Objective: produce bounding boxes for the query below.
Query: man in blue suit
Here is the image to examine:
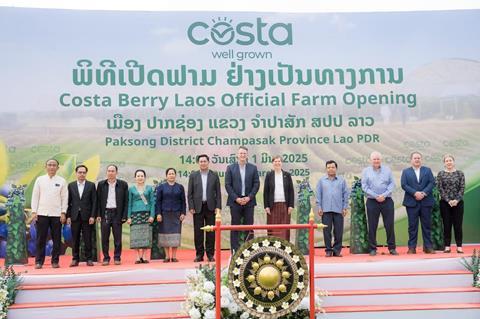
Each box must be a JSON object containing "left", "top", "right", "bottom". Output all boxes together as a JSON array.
[
  {"left": 225, "top": 146, "right": 260, "bottom": 253},
  {"left": 401, "top": 152, "right": 436, "bottom": 254}
]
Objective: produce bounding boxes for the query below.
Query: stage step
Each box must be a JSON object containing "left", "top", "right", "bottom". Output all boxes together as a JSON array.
[
  {"left": 316, "top": 272, "right": 472, "bottom": 290},
  {"left": 10, "top": 283, "right": 479, "bottom": 318},
  {"left": 322, "top": 304, "right": 480, "bottom": 319},
  {"left": 323, "top": 288, "right": 480, "bottom": 307},
  {"left": 8, "top": 300, "right": 183, "bottom": 319},
  {"left": 10, "top": 303, "right": 480, "bottom": 319},
  {"left": 12, "top": 287, "right": 480, "bottom": 310},
  {"left": 9, "top": 256, "right": 480, "bottom": 319},
  {"left": 17, "top": 257, "right": 468, "bottom": 285},
  {"left": 88, "top": 315, "right": 189, "bottom": 319},
  {"left": 83, "top": 308, "right": 480, "bottom": 319},
  {"left": 15, "top": 271, "right": 472, "bottom": 304}
]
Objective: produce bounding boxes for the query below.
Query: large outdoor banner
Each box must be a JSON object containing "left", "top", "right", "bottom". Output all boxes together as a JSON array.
[{"left": 0, "top": 7, "right": 479, "bottom": 252}]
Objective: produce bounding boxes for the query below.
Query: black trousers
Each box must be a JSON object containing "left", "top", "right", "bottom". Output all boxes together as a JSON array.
[
  {"left": 366, "top": 198, "right": 396, "bottom": 251},
  {"left": 193, "top": 203, "right": 215, "bottom": 258},
  {"left": 440, "top": 200, "right": 464, "bottom": 247},
  {"left": 230, "top": 203, "right": 254, "bottom": 253},
  {"left": 71, "top": 218, "right": 93, "bottom": 261},
  {"left": 35, "top": 215, "right": 62, "bottom": 265},
  {"left": 322, "top": 212, "right": 344, "bottom": 254},
  {"left": 101, "top": 210, "right": 122, "bottom": 261}
]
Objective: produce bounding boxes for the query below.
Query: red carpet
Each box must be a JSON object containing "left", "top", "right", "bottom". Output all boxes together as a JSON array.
[{"left": 6, "top": 245, "right": 478, "bottom": 276}]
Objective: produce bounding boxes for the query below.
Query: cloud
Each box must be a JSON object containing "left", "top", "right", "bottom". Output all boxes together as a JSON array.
[
  {"left": 151, "top": 27, "right": 178, "bottom": 37},
  {"left": 160, "top": 38, "right": 195, "bottom": 55},
  {"left": 329, "top": 14, "right": 356, "bottom": 31}
]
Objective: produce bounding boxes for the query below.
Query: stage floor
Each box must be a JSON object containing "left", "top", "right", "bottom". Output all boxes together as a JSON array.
[
  {"left": 7, "top": 245, "right": 480, "bottom": 319},
  {"left": 7, "top": 244, "right": 479, "bottom": 275}
]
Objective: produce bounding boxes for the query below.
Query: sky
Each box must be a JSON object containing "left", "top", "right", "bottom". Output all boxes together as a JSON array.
[{"left": 0, "top": 0, "right": 479, "bottom": 12}]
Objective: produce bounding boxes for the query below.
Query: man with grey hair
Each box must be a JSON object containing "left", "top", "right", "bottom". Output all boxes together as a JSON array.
[{"left": 361, "top": 151, "right": 398, "bottom": 256}]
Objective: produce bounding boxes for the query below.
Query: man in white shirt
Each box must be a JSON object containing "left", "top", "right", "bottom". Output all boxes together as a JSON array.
[{"left": 31, "top": 159, "right": 68, "bottom": 269}]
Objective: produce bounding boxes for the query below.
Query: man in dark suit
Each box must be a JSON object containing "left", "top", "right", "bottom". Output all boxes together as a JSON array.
[
  {"left": 96, "top": 164, "right": 128, "bottom": 265},
  {"left": 188, "top": 154, "right": 222, "bottom": 262},
  {"left": 401, "top": 151, "right": 436, "bottom": 254},
  {"left": 67, "top": 165, "right": 97, "bottom": 267},
  {"left": 225, "top": 146, "right": 260, "bottom": 253}
]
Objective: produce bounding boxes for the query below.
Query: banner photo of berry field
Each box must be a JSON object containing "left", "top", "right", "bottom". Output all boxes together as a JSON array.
[{"left": 0, "top": 7, "right": 479, "bottom": 257}]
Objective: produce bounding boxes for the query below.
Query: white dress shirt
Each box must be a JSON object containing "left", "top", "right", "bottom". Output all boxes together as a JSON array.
[
  {"left": 273, "top": 172, "right": 286, "bottom": 202},
  {"left": 414, "top": 167, "right": 421, "bottom": 183},
  {"left": 106, "top": 180, "right": 117, "bottom": 209},
  {"left": 239, "top": 164, "right": 246, "bottom": 196},
  {"left": 200, "top": 170, "right": 208, "bottom": 201},
  {"left": 77, "top": 181, "right": 85, "bottom": 199}
]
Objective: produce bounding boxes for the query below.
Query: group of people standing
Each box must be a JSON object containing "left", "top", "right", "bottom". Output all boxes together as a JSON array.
[
  {"left": 30, "top": 147, "right": 465, "bottom": 268},
  {"left": 316, "top": 151, "right": 465, "bottom": 257},
  {"left": 30, "top": 160, "right": 189, "bottom": 268},
  {"left": 29, "top": 146, "right": 295, "bottom": 268}
]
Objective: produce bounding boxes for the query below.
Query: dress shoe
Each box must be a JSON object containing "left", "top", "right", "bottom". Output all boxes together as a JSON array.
[
  {"left": 333, "top": 252, "right": 343, "bottom": 257},
  {"left": 86, "top": 260, "right": 94, "bottom": 266},
  {"left": 457, "top": 249, "right": 464, "bottom": 254},
  {"left": 389, "top": 249, "right": 399, "bottom": 256},
  {"left": 423, "top": 248, "right": 435, "bottom": 254},
  {"left": 102, "top": 260, "right": 110, "bottom": 266},
  {"left": 194, "top": 257, "right": 204, "bottom": 262},
  {"left": 444, "top": 247, "right": 451, "bottom": 253},
  {"left": 34, "top": 263, "right": 43, "bottom": 269},
  {"left": 141, "top": 258, "right": 149, "bottom": 263},
  {"left": 163, "top": 258, "right": 171, "bottom": 263},
  {"left": 114, "top": 260, "right": 121, "bottom": 265},
  {"left": 207, "top": 257, "right": 215, "bottom": 262},
  {"left": 135, "top": 259, "right": 142, "bottom": 264},
  {"left": 325, "top": 251, "right": 333, "bottom": 257},
  {"left": 369, "top": 250, "right": 377, "bottom": 256},
  {"left": 407, "top": 248, "right": 416, "bottom": 254},
  {"left": 52, "top": 263, "right": 60, "bottom": 268},
  {"left": 69, "top": 260, "right": 79, "bottom": 267},
  {"left": 171, "top": 258, "right": 179, "bottom": 262}
]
